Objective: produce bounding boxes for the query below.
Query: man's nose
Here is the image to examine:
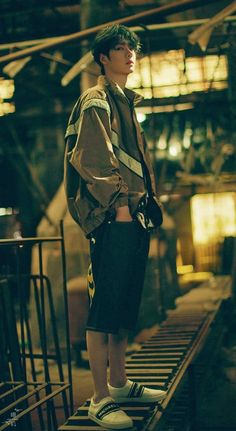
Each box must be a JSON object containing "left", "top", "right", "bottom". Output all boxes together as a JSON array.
[{"left": 126, "top": 47, "right": 132, "bottom": 57}]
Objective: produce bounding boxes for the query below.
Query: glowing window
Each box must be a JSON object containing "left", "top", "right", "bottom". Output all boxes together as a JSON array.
[
  {"left": 190, "top": 192, "right": 236, "bottom": 246},
  {"left": 128, "top": 50, "right": 228, "bottom": 98}
]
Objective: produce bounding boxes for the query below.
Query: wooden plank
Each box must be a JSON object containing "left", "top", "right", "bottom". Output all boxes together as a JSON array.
[
  {"left": 78, "top": 405, "right": 150, "bottom": 411},
  {"left": 138, "top": 352, "right": 184, "bottom": 357},
  {"left": 140, "top": 348, "right": 187, "bottom": 353},
  {"left": 127, "top": 373, "right": 168, "bottom": 379},
  {"left": 126, "top": 364, "right": 177, "bottom": 370},
  {"left": 161, "top": 319, "right": 205, "bottom": 330},
  {"left": 159, "top": 327, "right": 202, "bottom": 330},
  {"left": 144, "top": 340, "right": 191, "bottom": 344},
  {"left": 131, "top": 352, "right": 184, "bottom": 358},
  {"left": 128, "top": 357, "right": 179, "bottom": 363},
  {"left": 141, "top": 343, "right": 188, "bottom": 352},
  {"left": 126, "top": 370, "right": 170, "bottom": 375},
  {"left": 148, "top": 340, "right": 192, "bottom": 344},
  {"left": 155, "top": 327, "right": 201, "bottom": 332},
  {"left": 149, "top": 336, "right": 193, "bottom": 340},
  {"left": 161, "top": 321, "right": 204, "bottom": 326},
  {"left": 127, "top": 359, "right": 177, "bottom": 364},
  {"left": 148, "top": 337, "right": 193, "bottom": 341}
]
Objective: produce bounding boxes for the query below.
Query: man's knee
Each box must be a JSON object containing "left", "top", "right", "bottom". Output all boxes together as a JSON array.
[{"left": 87, "top": 330, "right": 109, "bottom": 346}]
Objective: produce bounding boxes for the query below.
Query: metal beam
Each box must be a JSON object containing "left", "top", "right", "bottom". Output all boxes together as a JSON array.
[
  {"left": 0, "top": 0, "right": 223, "bottom": 64},
  {"left": 188, "top": 1, "right": 236, "bottom": 50},
  {"left": 1, "top": 15, "right": 236, "bottom": 52}
]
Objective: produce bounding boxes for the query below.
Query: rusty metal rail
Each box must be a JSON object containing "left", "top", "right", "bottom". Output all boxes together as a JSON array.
[{"left": 0, "top": 381, "right": 70, "bottom": 431}]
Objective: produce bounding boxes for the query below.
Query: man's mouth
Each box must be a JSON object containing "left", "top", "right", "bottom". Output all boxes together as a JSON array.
[{"left": 126, "top": 60, "right": 134, "bottom": 65}]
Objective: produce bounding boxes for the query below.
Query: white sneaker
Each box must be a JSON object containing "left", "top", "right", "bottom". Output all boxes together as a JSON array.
[
  {"left": 88, "top": 396, "right": 133, "bottom": 429},
  {"left": 108, "top": 380, "right": 167, "bottom": 403}
]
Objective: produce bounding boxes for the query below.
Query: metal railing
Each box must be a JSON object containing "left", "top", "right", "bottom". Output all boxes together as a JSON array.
[{"left": 0, "top": 222, "right": 73, "bottom": 430}]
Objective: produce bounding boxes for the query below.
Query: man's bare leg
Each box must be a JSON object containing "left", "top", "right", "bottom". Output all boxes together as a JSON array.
[
  {"left": 86, "top": 330, "right": 110, "bottom": 402},
  {"left": 109, "top": 329, "right": 128, "bottom": 387}
]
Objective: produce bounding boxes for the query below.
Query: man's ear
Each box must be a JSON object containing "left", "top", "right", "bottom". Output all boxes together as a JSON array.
[{"left": 100, "top": 53, "right": 109, "bottom": 66}]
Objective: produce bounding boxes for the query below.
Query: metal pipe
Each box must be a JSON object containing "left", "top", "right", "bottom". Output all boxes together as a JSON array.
[
  {"left": 1, "top": 15, "right": 236, "bottom": 52},
  {"left": 0, "top": 0, "right": 223, "bottom": 63},
  {"left": 0, "top": 384, "right": 47, "bottom": 417},
  {"left": 59, "top": 220, "right": 74, "bottom": 415},
  {"left": 189, "top": 1, "right": 236, "bottom": 46},
  {"left": 38, "top": 243, "right": 56, "bottom": 431},
  {"left": 0, "top": 384, "right": 25, "bottom": 401},
  {"left": 132, "top": 15, "right": 236, "bottom": 31},
  {"left": 44, "top": 274, "right": 70, "bottom": 419},
  {"left": 23, "top": 277, "right": 45, "bottom": 431}
]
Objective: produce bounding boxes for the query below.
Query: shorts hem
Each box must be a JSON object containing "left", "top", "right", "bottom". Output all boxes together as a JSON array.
[
  {"left": 86, "top": 326, "right": 118, "bottom": 334},
  {"left": 86, "top": 325, "right": 134, "bottom": 335}
]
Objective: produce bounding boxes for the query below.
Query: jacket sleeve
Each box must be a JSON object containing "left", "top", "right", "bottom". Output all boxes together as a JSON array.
[{"left": 68, "top": 103, "right": 129, "bottom": 209}]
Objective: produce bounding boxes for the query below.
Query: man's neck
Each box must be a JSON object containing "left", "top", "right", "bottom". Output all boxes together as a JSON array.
[{"left": 105, "top": 71, "right": 127, "bottom": 90}]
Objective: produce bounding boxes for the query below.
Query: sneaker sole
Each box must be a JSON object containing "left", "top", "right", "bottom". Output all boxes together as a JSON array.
[{"left": 88, "top": 412, "right": 133, "bottom": 429}]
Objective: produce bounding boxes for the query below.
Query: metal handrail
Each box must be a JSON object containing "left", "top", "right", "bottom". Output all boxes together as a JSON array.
[{"left": 0, "top": 221, "right": 73, "bottom": 430}]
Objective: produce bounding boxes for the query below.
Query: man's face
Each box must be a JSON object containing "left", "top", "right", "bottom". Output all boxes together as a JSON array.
[{"left": 100, "top": 42, "right": 136, "bottom": 76}]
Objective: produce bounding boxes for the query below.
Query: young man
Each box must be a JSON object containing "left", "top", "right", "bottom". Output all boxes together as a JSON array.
[{"left": 64, "top": 24, "right": 166, "bottom": 430}]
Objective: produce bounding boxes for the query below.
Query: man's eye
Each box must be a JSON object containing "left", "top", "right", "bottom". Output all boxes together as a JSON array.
[{"left": 115, "top": 46, "right": 123, "bottom": 50}]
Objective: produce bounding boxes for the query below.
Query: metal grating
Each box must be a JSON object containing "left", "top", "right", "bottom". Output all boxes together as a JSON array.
[
  {"left": 58, "top": 310, "right": 210, "bottom": 431},
  {"left": 58, "top": 276, "right": 231, "bottom": 430}
]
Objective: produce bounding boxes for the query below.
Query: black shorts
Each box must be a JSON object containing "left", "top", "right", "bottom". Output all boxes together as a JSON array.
[{"left": 86, "top": 219, "right": 150, "bottom": 334}]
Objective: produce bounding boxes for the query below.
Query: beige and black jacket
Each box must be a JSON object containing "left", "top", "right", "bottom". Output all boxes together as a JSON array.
[{"left": 64, "top": 75, "right": 157, "bottom": 236}]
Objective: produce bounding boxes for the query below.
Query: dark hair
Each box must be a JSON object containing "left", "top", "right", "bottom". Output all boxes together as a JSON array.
[{"left": 92, "top": 24, "right": 141, "bottom": 74}]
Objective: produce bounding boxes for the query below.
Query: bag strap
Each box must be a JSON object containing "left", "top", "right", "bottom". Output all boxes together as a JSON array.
[
  {"left": 107, "top": 92, "right": 145, "bottom": 179},
  {"left": 111, "top": 130, "right": 143, "bottom": 178}
]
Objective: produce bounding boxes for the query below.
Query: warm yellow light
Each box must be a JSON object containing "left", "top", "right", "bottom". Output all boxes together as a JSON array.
[
  {"left": 136, "top": 103, "right": 194, "bottom": 114},
  {"left": 191, "top": 193, "right": 236, "bottom": 245},
  {"left": 169, "top": 141, "right": 182, "bottom": 157},
  {"left": 0, "top": 102, "right": 15, "bottom": 116},
  {"left": 128, "top": 50, "right": 228, "bottom": 98},
  {"left": 0, "top": 77, "right": 15, "bottom": 116},
  {"left": 183, "top": 124, "right": 192, "bottom": 148},
  {"left": 0, "top": 207, "right": 14, "bottom": 216},
  {"left": 0, "top": 78, "right": 15, "bottom": 99},
  {"left": 158, "top": 135, "right": 167, "bottom": 150},
  {"left": 177, "top": 264, "right": 194, "bottom": 274}
]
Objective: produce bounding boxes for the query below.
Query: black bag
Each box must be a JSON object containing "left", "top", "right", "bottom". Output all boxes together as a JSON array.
[
  {"left": 146, "top": 194, "right": 163, "bottom": 227},
  {"left": 136, "top": 194, "right": 163, "bottom": 229}
]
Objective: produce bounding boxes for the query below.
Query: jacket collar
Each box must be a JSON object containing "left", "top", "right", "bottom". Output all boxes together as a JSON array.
[{"left": 97, "top": 75, "right": 143, "bottom": 106}]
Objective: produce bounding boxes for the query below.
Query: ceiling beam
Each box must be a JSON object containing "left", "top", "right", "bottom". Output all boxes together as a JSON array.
[
  {"left": 1, "top": 15, "right": 236, "bottom": 51},
  {"left": 0, "top": 0, "right": 223, "bottom": 64},
  {"left": 188, "top": 0, "right": 236, "bottom": 50}
]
